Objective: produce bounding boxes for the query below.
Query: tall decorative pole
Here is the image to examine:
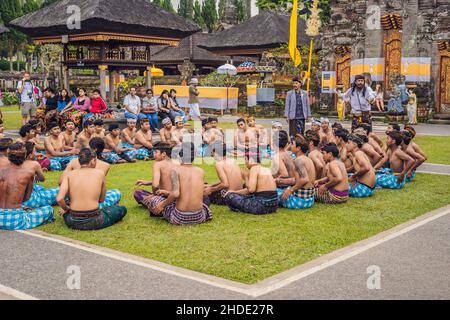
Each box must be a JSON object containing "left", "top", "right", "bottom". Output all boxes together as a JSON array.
[{"left": 305, "top": 0, "right": 321, "bottom": 93}]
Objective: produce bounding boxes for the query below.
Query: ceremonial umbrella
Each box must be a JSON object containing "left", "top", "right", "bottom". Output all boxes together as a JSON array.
[{"left": 217, "top": 63, "right": 237, "bottom": 113}]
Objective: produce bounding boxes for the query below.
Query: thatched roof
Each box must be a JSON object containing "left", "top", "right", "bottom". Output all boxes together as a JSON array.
[
  {"left": 150, "top": 32, "right": 247, "bottom": 65},
  {"left": 0, "top": 25, "right": 9, "bottom": 34},
  {"left": 10, "top": 0, "right": 200, "bottom": 39},
  {"left": 199, "top": 11, "right": 308, "bottom": 54}
]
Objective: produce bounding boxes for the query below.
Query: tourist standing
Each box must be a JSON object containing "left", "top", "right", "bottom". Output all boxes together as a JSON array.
[
  {"left": 343, "top": 74, "right": 375, "bottom": 132},
  {"left": 188, "top": 78, "right": 201, "bottom": 121},
  {"left": 123, "top": 86, "right": 141, "bottom": 120},
  {"left": 375, "top": 84, "right": 385, "bottom": 111},
  {"left": 17, "top": 72, "right": 36, "bottom": 125},
  {"left": 284, "top": 76, "right": 311, "bottom": 137}
]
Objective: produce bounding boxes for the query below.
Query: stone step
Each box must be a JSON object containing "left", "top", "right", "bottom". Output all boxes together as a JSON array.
[
  {"left": 433, "top": 113, "right": 450, "bottom": 120},
  {"left": 427, "top": 119, "right": 450, "bottom": 125}
]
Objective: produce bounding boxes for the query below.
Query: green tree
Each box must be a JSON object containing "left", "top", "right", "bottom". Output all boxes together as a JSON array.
[
  {"left": 161, "top": 0, "right": 176, "bottom": 13},
  {"left": 178, "top": 0, "right": 194, "bottom": 20},
  {"left": 218, "top": 0, "right": 226, "bottom": 21},
  {"left": 235, "top": 0, "right": 246, "bottom": 23},
  {"left": 193, "top": 0, "right": 205, "bottom": 28},
  {"left": 202, "top": 0, "right": 218, "bottom": 33}
]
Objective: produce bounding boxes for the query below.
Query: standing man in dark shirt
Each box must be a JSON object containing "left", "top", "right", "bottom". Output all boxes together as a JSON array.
[
  {"left": 284, "top": 76, "right": 311, "bottom": 138},
  {"left": 44, "top": 87, "right": 59, "bottom": 131}
]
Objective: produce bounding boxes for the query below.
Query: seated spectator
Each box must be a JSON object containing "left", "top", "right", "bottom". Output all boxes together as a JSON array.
[
  {"left": 140, "top": 89, "right": 159, "bottom": 132},
  {"left": 123, "top": 87, "right": 141, "bottom": 120},
  {"left": 169, "top": 89, "right": 186, "bottom": 123},
  {"left": 85, "top": 89, "right": 107, "bottom": 120}
]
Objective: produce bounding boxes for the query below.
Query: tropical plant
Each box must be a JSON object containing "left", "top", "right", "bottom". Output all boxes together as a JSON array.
[
  {"left": 2, "top": 91, "right": 20, "bottom": 105},
  {"left": 201, "top": 71, "right": 240, "bottom": 87},
  {"left": 193, "top": 0, "right": 206, "bottom": 28},
  {"left": 202, "top": 0, "right": 218, "bottom": 32}
]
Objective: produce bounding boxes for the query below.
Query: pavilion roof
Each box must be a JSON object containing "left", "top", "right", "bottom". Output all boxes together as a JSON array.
[
  {"left": 9, "top": 0, "right": 200, "bottom": 41},
  {"left": 198, "top": 10, "right": 309, "bottom": 55},
  {"left": 150, "top": 32, "right": 247, "bottom": 65}
]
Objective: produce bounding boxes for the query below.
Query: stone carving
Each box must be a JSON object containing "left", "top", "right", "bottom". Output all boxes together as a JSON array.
[
  {"left": 177, "top": 59, "right": 196, "bottom": 84},
  {"left": 387, "top": 73, "right": 408, "bottom": 113}
]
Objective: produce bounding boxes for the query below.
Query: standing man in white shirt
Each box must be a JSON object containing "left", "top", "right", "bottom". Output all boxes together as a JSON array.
[
  {"left": 343, "top": 75, "right": 376, "bottom": 132},
  {"left": 123, "top": 86, "right": 142, "bottom": 120},
  {"left": 17, "top": 72, "right": 36, "bottom": 125}
]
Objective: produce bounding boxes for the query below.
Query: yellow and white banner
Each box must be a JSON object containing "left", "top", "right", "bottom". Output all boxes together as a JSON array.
[
  {"left": 350, "top": 58, "right": 384, "bottom": 82},
  {"left": 153, "top": 85, "right": 239, "bottom": 110},
  {"left": 247, "top": 85, "right": 257, "bottom": 107},
  {"left": 401, "top": 57, "right": 431, "bottom": 82},
  {"left": 321, "top": 71, "right": 336, "bottom": 93}
]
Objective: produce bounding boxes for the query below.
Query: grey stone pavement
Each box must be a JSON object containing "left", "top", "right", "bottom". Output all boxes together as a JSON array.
[{"left": 1, "top": 206, "right": 449, "bottom": 300}]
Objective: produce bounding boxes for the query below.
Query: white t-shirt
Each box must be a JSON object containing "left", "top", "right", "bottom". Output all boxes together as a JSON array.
[
  {"left": 123, "top": 94, "right": 141, "bottom": 114},
  {"left": 17, "top": 80, "right": 35, "bottom": 103}
]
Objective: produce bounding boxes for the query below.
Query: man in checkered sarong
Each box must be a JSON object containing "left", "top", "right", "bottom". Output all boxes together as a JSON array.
[
  {"left": 376, "top": 131, "right": 415, "bottom": 190},
  {"left": 314, "top": 143, "right": 349, "bottom": 204},
  {"left": 0, "top": 143, "right": 54, "bottom": 230},
  {"left": 346, "top": 134, "right": 377, "bottom": 198}
]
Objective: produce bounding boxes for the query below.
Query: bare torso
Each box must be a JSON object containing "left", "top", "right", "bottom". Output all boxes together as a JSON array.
[
  {"left": 353, "top": 150, "right": 376, "bottom": 187},
  {"left": 0, "top": 165, "right": 34, "bottom": 209},
  {"left": 327, "top": 160, "right": 349, "bottom": 192},
  {"left": 176, "top": 165, "right": 205, "bottom": 212},
  {"left": 65, "top": 168, "right": 105, "bottom": 211},
  {"left": 217, "top": 158, "right": 243, "bottom": 191}
]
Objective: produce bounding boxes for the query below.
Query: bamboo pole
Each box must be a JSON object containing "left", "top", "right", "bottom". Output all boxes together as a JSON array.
[{"left": 306, "top": 38, "right": 314, "bottom": 93}]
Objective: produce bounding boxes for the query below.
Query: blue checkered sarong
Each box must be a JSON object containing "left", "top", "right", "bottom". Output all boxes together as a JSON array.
[
  {"left": 276, "top": 188, "right": 314, "bottom": 209},
  {"left": 49, "top": 156, "right": 77, "bottom": 171},
  {"left": 376, "top": 173, "right": 406, "bottom": 189},
  {"left": 99, "top": 189, "right": 122, "bottom": 209},
  {"left": 349, "top": 182, "right": 375, "bottom": 198},
  {"left": 198, "top": 144, "right": 211, "bottom": 157},
  {"left": 22, "top": 184, "right": 59, "bottom": 208},
  {"left": 406, "top": 170, "right": 416, "bottom": 183},
  {"left": 0, "top": 206, "right": 54, "bottom": 230},
  {"left": 136, "top": 147, "right": 154, "bottom": 160},
  {"left": 121, "top": 143, "right": 138, "bottom": 160},
  {"left": 101, "top": 151, "right": 121, "bottom": 164}
]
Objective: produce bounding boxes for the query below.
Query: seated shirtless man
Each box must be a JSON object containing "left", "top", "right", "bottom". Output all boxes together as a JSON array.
[
  {"left": 75, "top": 120, "right": 95, "bottom": 150},
  {"left": 60, "top": 138, "right": 121, "bottom": 210},
  {"left": 22, "top": 141, "right": 59, "bottom": 209},
  {"left": 233, "top": 118, "right": 248, "bottom": 156},
  {"left": 278, "top": 135, "right": 316, "bottom": 209},
  {"left": 172, "top": 116, "right": 194, "bottom": 146},
  {"left": 355, "top": 133, "right": 385, "bottom": 171},
  {"left": 334, "top": 129, "right": 353, "bottom": 172},
  {"left": 223, "top": 150, "right": 278, "bottom": 215},
  {"left": 314, "top": 143, "right": 349, "bottom": 204},
  {"left": 376, "top": 131, "right": 415, "bottom": 189},
  {"left": 120, "top": 118, "right": 139, "bottom": 160},
  {"left": 0, "top": 143, "right": 54, "bottom": 230},
  {"left": 57, "top": 148, "right": 127, "bottom": 231},
  {"left": 401, "top": 130, "right": 426, "bottom": 182},
  {"left": 159, "top": 117, "right": 176, "bottom": 144},
  {"left": 200, "top": 118, "right": 224, "bottom": 157},
  {"left": 150, "top": 142, "right": 213, "bottom": 225},
  {"left": 271, "top": 130, "right": 295, "bottom": 189},
  {"left": 305, "top": 130, "right": 325, "bottom": 179},
  {"left": 0, "top": 138, "right": 13, "bottom": 167},
  {"left": 134, "top": 142, "right": 178, "bottom": 215},
  {"left": 346, "top": 134, "right": 377, "bottom": 198},
  {"left": 103, "top": 124, "right": 135, "bottom": 164},
  {"left": 44, "top": 122, "right": 78, "bottom": 171},
  {"left": 204, "top": 142, "right": 244, "bottom": 205},
  {"left": 320, "top": 117, "right": 336, "bottom": 144},
  {"left": 62, "top": 120, "right": 77, "bottom": 151},
  {"left": 403, "top": 125, "right": 427, "bottom": 182},
  {"left": 134, "top": 118, "right": 154, "bottom": 160},
  {"left": 92, "top": 119, "right": 106, "bottom": 139}
]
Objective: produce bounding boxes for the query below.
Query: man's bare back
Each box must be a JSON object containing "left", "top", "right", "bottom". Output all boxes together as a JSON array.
[
  {"left": 0, "top": 165, "right": 34, "bottom": 209},
  {"left": 174, "top": 165, "right": 205, "bottom": 212},
  {"left": 62, "top": 168, "right": 105, "bottom": 211}
]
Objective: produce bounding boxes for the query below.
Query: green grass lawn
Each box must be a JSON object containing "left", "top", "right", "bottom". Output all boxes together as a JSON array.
[
  {"left": 1, "top": 105, "right": 22, "bottom": 130},
  {"left": 38, "top": 161, "right": 450, "bottom": 284}
]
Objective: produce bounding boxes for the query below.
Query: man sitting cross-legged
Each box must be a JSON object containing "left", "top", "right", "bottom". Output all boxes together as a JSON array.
[
  {"left": 401, "top": 130, "right": 426, "bottom": 183},
  {"left": 44, "top": 122, "right": 78, "bottom": 171},
  {"left": 204, "top": 142, "right": 244, "bottom": 205},
  {"left": 0, "top": 138, "right": 13, "bottom": 167},
  {"left": 0, "top": 143, "right": 54, "bottom": 230},
  {"left": 223, "top": 149, "right": 278, "bottom": 215},
  {"left": 120, "top": 118, "right": 139, "bottom": 160},
  {"left": 346, "top": 134, "right": 377, "bottom": 198},
  {"left": 314, "top": 143, "right": 349, "bottom": 204},
  {"left": 134, "top": 142, "right": 178, "bottom": 215},
  {"left": 278, "top": 135, "right": 316, "bottom": 209},
  {"left": 376, "top": 131, "right": 415, "bottom": 189},
  {"left": 57, "top": 148, "right": 127, "bottom": 231},
  {"left": 60, "top": 138, "right": 121, "bottom": 209},
  {"left": 61, "top": 120, "right": 77, "bottom": 152},
  {"left": 159, "top": 117, "right": 176, "bottom": 144},
  {"left": 149, "top": 142, "right": 213, "bottom": 225},
  {"left": 22, "top": 141, "right": 59, "bottom": 209},
  {"left": 403, "top": 125, "right": 427, "bottom": 182},
  {"left": 75, "top": 120, "right": 95, "bottom": 150},
  {"left": 134, "top": 118, "right": 154, "bottom": 160},
  {"left": 103, "top": 124, "right": 135, "bottom": 164},
  {"left": 305, "top": 130, "right": 326, "bottom": 180}
]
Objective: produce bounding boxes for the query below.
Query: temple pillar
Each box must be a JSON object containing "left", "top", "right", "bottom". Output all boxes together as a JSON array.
[
  {"left": 63, "top": 65, "right": 70, "bottom": 90},
  {"left": 99, "top": 65, "right": 108, "bottom": 99},
  {"left": 109, "top": 70, "right": 116, "bottom": 103},
  {"left": 146, "top": 66, "right": 152, "bottom": 90}
]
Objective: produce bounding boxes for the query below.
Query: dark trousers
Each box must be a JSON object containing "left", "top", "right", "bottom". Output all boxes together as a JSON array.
[{"left": 289, "top": 119, "right": 306, "bottom": 137}]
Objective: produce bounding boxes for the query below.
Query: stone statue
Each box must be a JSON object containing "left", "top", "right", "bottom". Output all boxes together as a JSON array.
[
  {"left": 178, "top": 59, "right": 196, "bottom": 85},
  {"left": 387, "top": 74, "right": 408, "bottom": 114}
]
